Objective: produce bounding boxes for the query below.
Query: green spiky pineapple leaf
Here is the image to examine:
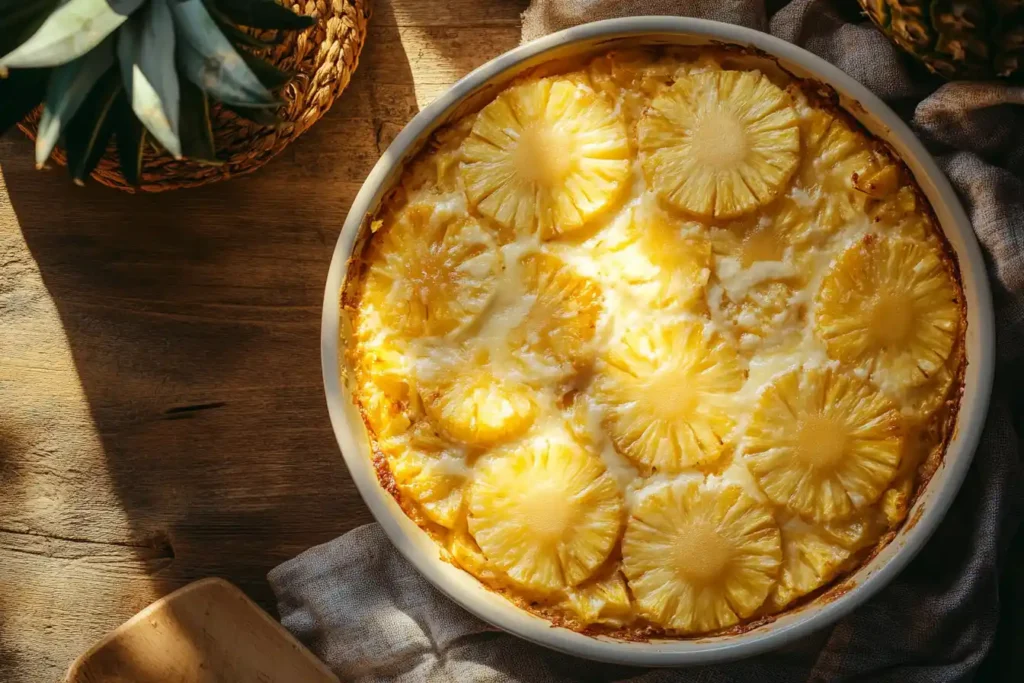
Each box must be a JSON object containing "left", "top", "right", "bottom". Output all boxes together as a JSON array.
[
  {"left": 0, "top": 0, "right": 144, "bottom": 69},
  {"left": 239, "top": 49, "right": 292, "bottom": 91},
  {"left": 173, "top": 0, "right": 279, "bottom": 108},
  {"left": 0, "top": 0, "right": 62, "bottom": 58},
  {"left": 223, "top": 102, "right": 281, "bottom": 126},
  {"left": 65, "top": 67, "right": 122, "bottom": 184},
  {"left": 118, "top": 0, "right": 182, "bottom": 158},
  {"left": 178, "top": 79, "right": 219, "bottom": 164},
  {"left": 858, "top": 0, "right": 1024, "bottom": 81},
  {"left": 113, "top": 92, "right": 145, "bottom": 186},
  {"left": 208, "top": 5, "right": 282, "bottom": 50},
  {"left": 212, "top": 0, "right": 317, "bottom": 31},
  {"left": 36, "top": 36, "right": 115, "bottom": 167},
  {"left": 1, "top": 0, "right": 316, "bottom": 184}
]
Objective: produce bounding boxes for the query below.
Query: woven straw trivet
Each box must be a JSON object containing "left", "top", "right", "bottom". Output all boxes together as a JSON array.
[{"left": 18, "top": 0, "right": 370, "bottom": 192}]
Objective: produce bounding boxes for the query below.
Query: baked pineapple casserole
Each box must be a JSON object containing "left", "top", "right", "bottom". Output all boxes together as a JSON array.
[{"left": 344, "top": 48, "right": 965, "bottom": 638}]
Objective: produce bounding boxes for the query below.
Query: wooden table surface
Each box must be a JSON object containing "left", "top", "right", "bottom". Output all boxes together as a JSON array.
[{"left": 0, "top": 2, "right": 527, "bottom": 679}]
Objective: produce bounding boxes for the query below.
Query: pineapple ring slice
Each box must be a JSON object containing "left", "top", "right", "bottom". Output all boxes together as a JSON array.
[
  {"left": 511, "top": 252, "right": 603, "bottom": 375},
  {"left": 765, "top": 515, "right": 878, "bottom": 612},
  {"left": 814, "top": 235, "right": 961, "bottom": 399},
  {"left": 638, "top": 70, "right": 800, "bottom": 219},
  {"left": 460, "top": 77, "right": 631, "bottom": 239},
  {"left": 363, "top": 203, "right": 500, "bottom": 338},
  {"left": 593, "top": 320, "right": 745, "bottom": 473},
  {"left": 743, "top": 365, "right": 903, "bottom": 522},
  {"left": 467, "top": 438, "right": 624, "bottom": 594},
  {"left": 418, "top": 345, "right": 537, "bottom": 446},
  {"left": 380, "top": 424, "right": 467, "bottom": 529},
  {"left": 607, "top": 203, "right": 712, "bottom": 310},
  {"left": 622, "top": 481, "right": 782, "bottom": 633}
]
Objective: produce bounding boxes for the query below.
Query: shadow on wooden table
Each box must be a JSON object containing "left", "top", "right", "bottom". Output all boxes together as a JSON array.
[
  {"left": 0, "top": 8, "right": 418, "bottom": 674},
  {"left": 0, "top": 424, "right": 30, "bottom": 675}
]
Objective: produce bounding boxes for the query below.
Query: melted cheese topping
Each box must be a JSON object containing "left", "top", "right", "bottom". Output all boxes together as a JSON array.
[{"left": 347, "top": 48, "right": 964, "bottom": 637}]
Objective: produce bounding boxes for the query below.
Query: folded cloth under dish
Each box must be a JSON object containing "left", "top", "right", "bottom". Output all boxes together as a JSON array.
[{"left": 269, "top": 1, "right": 1024, "bottom": 680}]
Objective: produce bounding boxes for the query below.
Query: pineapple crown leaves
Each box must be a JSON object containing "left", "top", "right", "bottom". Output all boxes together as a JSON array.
[{"left": 0, "top": 0, "right": 314, "bottom": 185}]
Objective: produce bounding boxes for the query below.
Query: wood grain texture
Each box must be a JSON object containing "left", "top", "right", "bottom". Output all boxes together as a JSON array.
[
  {"left": 65, "top": 578, "right": 339, "bottom": 683},
  {"left": 0, "top": 2, "right": 527, "bottom": 680}
]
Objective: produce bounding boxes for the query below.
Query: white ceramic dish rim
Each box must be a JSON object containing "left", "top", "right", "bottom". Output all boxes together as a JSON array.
[{"left": 321, "top": 17, "right": 995, "bottom": 666}]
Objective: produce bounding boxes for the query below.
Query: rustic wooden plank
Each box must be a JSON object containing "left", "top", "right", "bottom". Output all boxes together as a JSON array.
[
  {"left": 380, "top": 0, "right": 526, "bottom": 27},
  {"left": 0, "top": 531, "right": 172, "bottom": 682},
  {"left": 0, "top": 1, "right": 526, "bottom": 679},
  {"left": 0, "top": 146, "right": 376, "bottom": 566}
]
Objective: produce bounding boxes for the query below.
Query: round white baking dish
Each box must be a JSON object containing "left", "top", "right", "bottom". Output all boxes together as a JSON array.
[{"left": 321, "top": 17, "right": 995, "bottom": 666}]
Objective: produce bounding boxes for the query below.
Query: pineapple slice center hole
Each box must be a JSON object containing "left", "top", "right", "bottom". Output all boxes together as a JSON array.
[
  {"left": 674, "top": 522, "right": 732, "bottom": 583},
  {"left": 868, "top": 293, "right": 915, "bottom": 347},
  {"left": 690, "top": 113, "right": 747, "bottom": 170},
  {"left": 797, "top": 415, "right": 849, "bottom": 468},
  {"left": 514, "top": 124, "right": 572, "bottom": 186},
  {"left": 519, "top": 483, "right": 575, "bottom": 542}
]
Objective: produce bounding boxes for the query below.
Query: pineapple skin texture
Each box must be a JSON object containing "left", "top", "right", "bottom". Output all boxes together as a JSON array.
[
  {"left": 347, "top": 47, "right": 967, "bottom": 638},
  {"left": 858, "top": 0, "right": 1024, "bottom": 81}
]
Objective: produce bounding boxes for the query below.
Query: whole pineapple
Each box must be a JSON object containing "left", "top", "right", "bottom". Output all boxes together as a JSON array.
[
  {"left": 0, "top": 0, "right": 314, "bottom": 184},
  {"left": 859, "top": 0, "right": 1024, "bottom": 80}
]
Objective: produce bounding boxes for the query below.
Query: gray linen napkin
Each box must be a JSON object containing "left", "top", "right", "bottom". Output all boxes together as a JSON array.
[{"left": 270, "top": 2, "right": 1024, "bottom": 680}]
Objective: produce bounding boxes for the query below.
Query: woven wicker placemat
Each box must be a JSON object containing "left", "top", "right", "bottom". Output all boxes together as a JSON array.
[{"left": 18, "top": 0, "right": 370, "bottom": 192}]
